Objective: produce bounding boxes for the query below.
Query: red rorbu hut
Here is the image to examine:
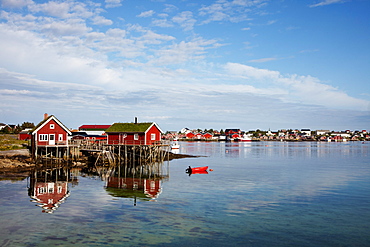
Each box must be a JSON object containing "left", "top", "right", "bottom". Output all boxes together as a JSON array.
[
  {"left": 105, "top": 120, "right": 163, "bottom": 145},
  {"left": 31, "top": 114, "right": 71, "bottom": 147},
  {"left": 30, "top": 114, "right": 71, "bottom": 158},
  {"left": 185, "top": 132, "right": 196, "bottom": 139}
]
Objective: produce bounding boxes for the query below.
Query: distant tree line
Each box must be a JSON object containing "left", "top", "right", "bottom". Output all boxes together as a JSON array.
[{"left": 0, "top": 122, "right": 35, "bottom": 134}]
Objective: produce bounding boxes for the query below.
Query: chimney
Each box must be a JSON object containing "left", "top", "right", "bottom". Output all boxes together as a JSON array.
[
  {"left": 44, "top": 113, "right": 48, "bottom": 120},
  {"left": 135, "top": 117, "right": 138, "bottom": 124}
]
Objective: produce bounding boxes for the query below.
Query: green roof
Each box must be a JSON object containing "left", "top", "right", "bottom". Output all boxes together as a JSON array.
[{"left": 105, "top": 122, "right": 154, "bottom": 133}]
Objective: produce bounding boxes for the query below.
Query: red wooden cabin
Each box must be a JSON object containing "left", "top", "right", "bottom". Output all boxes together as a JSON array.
[
  {"left": 31, "top": 114, "right": 71, "bottom": 147},
  {"left": 18, "top": 129, "right": 32, "bottom": 140},
  {"left": 203, "top": 133, "right": 213, "bottom": 139},
  {"left": 105, "top": 122, "right": 163, "bottom": 145},
  {"left": 225, "top": 129, "right": 241, "bottom": 135},
  {"left": 185, "top": 132, "right": 196, "bottom": 139}
]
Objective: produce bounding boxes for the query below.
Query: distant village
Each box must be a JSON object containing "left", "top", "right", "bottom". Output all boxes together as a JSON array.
[
  {"left": 164, "top": 128, "right": 369, "bottom": 142},
  {"left": 1, "top": 114, "right": 369, "bottom": 142}
]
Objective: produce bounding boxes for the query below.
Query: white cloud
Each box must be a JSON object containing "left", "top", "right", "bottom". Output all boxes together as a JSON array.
[
  {"left": 152, "top": 38, "right": 220, "bottom": 65},
  {"left": 152, "top": 17, "right": 173, "bottom": 28},
  {"left": 199, "top": 0, "right": 267, "bottom": 24},
  {"left": 225, "top": 63, "right": 280, "bottom": 80},
  {"left": 172, "top": 11, "right": 196, "bottom": 31},
  {"left": 224, "top": 62, "right": 369, "bottom": 111},
  {"left": 1, "top": 0, "right": 33, "bottom": 8},
  {"left": 105, "top": 0, "right": 122, "bottom": 8},
  {"left": 41, "top": 20, "right": 91, "bottom": 36},
  {"left": 248, "top": 57, "right": 277, "bottom": 63},
  {"left": 92, "top": 15, "right": 113, "bottom": 26},
  {"left": 310, "top": 0, "right": 347, "bottom": 7},
  {"left": 28, "top": 1, "right": 71, "bottom": 18},
  {"left": 137, "top": 10, "right": 155, "bottom": 18}
]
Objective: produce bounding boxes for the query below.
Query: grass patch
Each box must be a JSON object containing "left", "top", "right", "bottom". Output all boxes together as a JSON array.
[{"left": 0, "top": 134, "right": 28, "bottom": 151}]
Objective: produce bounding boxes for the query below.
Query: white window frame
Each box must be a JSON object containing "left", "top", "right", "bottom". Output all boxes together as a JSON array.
[
  {"left": 58, "top": 134, "right": 63, "bottom": 141},
  {"left": 134, "top": 134, "right": 139, "bottom": 140},
  {"left": 50, "top": 124, "right": 55, "bottom": 129},
  {"left": 151, "top": 133, "right": 156, "bottom": 140},
  {"left": 39, "top": 134, "right": 48, "bottom": 141}
]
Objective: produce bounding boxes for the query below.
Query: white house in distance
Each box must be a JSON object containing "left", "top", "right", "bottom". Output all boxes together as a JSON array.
[
  {"left": 300, "top": 129, "right": 311, "bottom": 136},
  {"left": 316, "top": 130, "right": 330, "bottom": 135}
]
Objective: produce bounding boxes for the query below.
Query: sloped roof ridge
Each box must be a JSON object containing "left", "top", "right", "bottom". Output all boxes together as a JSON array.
[{"left": 31, "top": 115, "right": 71, "bottom": 135}]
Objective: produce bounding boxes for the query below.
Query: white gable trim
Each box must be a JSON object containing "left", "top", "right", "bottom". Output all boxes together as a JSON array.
[
  {"left": 32, "top": 116, "right": 72, "bottom": 135},
  {"left": 144, "top": 122, "right": 163, "bottom": 134}
]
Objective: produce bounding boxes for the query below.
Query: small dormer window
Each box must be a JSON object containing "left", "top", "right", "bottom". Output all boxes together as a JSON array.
[{"left": 50, "top": 124, "right": 55, "bottom": 129}]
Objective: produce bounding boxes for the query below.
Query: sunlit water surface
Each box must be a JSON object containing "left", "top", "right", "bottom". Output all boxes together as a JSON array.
[{"left": 1, "top": 141, "right": 370, "bottom": 246}]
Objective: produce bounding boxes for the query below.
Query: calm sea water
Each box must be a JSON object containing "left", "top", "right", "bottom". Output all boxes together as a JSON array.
[{"left": 1, "top": 141, "right": 369, "bottom": 246}]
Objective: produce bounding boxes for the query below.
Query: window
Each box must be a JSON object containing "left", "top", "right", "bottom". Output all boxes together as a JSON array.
[
  {"left": 133, "top": 182, "right": 138, "bottom": 189},
  {"left": 134, "top": 134, "right": 139, "bottom": 140},
  {"left": 50, "top": 124, "right": 54, "bottom": 129},
  {"left": 150, "top": 181, "right": 156, "bottom": 189},
  {"left": 38, "top": 187, "right": 46, "bottom": 194},
  {"left": 39, "top": 134, "right": 48, "bottom": 141},
  {"left": 58, "top": 134, "right": 63, "bottom": 141},
  {"left": 151, "top": 133, "right": 156, "bottom": 140}
]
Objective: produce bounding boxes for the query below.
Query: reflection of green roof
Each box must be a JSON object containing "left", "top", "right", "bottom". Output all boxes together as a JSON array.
[
  {"left": 105, "top": 187, "right": 151, "bottom": 200},
  {"left": 105, "top": 123, "right": 153, "bottom": 133}
]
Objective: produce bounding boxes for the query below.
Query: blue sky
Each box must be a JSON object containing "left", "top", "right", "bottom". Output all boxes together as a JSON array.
[{"left": 0, "top": 0, "right": 369, "bottom": 132}]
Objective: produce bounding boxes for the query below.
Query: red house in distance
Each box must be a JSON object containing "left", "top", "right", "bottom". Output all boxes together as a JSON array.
[{"left": 105, "top": 120, "right": 163, "bottom": 145}]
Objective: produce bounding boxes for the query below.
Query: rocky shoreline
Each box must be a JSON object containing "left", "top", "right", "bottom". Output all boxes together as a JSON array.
[
  {"left": 0, "top": 149, "right": 35, "bottom": 179},
  {"left": 0, "top": 149, "right": 198, "bottom": 179}
]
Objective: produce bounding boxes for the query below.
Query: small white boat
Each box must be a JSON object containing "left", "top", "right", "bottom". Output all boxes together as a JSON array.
[
  {"left": 236, "top": 134, "right": 252, "bottom": 142},
  {"left": 171, "top": 140, "right": 180, "bottom": 149}
]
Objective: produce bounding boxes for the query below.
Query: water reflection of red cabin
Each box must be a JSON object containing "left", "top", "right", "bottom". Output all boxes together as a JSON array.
[
  {"left": 107, "top": 177, "right": 162, "bottom": 199},
  {"left": 29, "top": 181, "right": 70, "bottom": 214}
]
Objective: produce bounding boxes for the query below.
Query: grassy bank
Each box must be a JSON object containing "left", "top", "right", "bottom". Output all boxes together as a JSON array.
[{"left": 0, "top": 134, "right": 28, "bottom": 151}]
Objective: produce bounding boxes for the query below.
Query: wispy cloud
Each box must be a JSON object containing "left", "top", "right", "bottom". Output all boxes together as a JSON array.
[
  {"left": 199, "top": 0, "right": 267, "bottom": 24},
  {"left": 224, "top": 63, "right": 369, "bottom": 111},
  {"left": 172, "top": 11, "right": 196, "bottom": 31},
  {"left": 137, "top": 10, "right": 155, "bottom": 18},
  {"left": 248, "top": 57, "right": 277, "bottom": 63},
  {"left": 105, "top": 0, "right": 122, "bottom": 9},
  {"left": 309, "top": 0, "right": 348, "bottom": 7}
]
